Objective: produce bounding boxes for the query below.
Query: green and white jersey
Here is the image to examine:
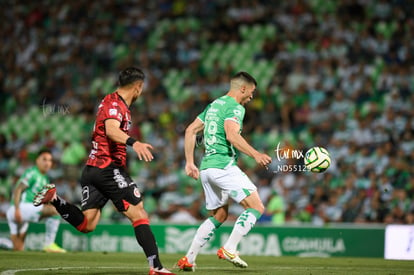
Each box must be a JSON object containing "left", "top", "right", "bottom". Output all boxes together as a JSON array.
[
  {"left": 198, "top": 95, "right": 245, "bottom": 170},
  {"left": 12, "top": 166, "right": 50, "bottom": 204}
]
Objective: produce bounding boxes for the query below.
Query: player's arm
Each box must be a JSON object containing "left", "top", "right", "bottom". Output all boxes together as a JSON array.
[
  {"left": 224, "top": 120, "right": 272, "bottom": 167},
  {"left": 12, "top": 181, "right": 27, "bottom": 223},
  {"left": 184, "top": 118, "right": 204, "bottom": 179},
  {"left": 105, "top": 119, "right": 154, "bottom": 162}
]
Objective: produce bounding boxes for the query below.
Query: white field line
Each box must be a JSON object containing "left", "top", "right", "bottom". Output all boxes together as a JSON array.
[
  {"left": 0, "top": 266, "right": 138, "bottom": 275},
  {"left": 0, "top": 265, "right": 411, "bottom": 274}
]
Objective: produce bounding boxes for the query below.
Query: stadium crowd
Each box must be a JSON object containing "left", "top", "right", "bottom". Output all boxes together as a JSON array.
[{"left": 0, "top": 0, "right": 413, "bottom": 226}]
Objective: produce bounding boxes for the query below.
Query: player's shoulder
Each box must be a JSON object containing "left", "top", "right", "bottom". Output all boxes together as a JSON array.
[
  {"left": 102, "top": 92, "right": 119, "bottom": 104},
  {"left": 101, "top": 93, "right": 127, "bottom": 110},
  {"left": 221, "top": 96, "right": 244, "bottom": 111},
  {"left": 19, "top": 166, "right": 39, "bottom": 182},
  {"left": 23, "top": 166, "right": 38, "bottom": 175}
]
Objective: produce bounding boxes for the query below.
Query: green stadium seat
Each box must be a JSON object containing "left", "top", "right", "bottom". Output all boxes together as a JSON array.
[
  {"left": 239, "top": 24, "right": 250, "bottom": 40},
  {"left": 264, "top": 24, "right": 276, "bottom": 38},
  {"left": 187, "top": 17, "right": 201, "bottom": 30},
  {"left": 0, "top": 123, "right": 11, "bottom": 138}
]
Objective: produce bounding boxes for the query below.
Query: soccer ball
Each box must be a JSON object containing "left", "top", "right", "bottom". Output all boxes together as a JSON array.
[{"left": 304, "top": 147, "right": 331, "bottom": 173}]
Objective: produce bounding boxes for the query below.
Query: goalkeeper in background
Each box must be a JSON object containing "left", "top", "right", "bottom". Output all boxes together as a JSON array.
[
  {"left": 6, "top": 149, "right": 65, "bottom": 252},
  {"left": 177, "top": 72, "right": 272, "bottom": 271}
]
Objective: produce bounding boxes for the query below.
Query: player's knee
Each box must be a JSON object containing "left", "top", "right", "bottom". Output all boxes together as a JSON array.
[
  {"left": 250, "top": 203, "right": 265, "bottom": 215},
  {"left": 79, "top": 225, "right": 95, "bottom": 233},
  {"left": 76, "top": 218, "right": 96, "bottom": 233},
  {"left": 256, "top": 203, "right": 265, "bottom": 215},
  {"left": 124, "top": 203, "right": 148, "bottom": 221},
  {"left": 214, "top": 212, "right": 228, "bottom": 223}
]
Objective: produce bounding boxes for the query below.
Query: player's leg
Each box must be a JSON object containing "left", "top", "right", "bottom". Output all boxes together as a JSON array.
[
  {"left": 34, "top": 166, "right": 105, "bottom": 233},
  {"left": 39, "top": 205, "right": 66, "bottom": 252},
  {"left": 122, "top": 198, "right": 175, "bottom": 274},
  {"left": 103, "top": 165, "right": 174, "bottom": 275},
  {"left": 177, "top": 207, "right": 225, "bottom": 271},
  {"left": 124, "top": 203, "right": 160, "bottom": 266},
  {"left": 6, "top": 206, "right": 29, "bottom": 251},
  {"left": 221, "top": 190, "right": 264, "bottom": 254},
  {"left": 177, "top": 168, "right": 228, "bottom": 271},
  {"left": 216, "top": 166, "right": 264, "bottom": 268},
  {"left": 188, "top": 207, "right": 227, "bottom": 259},
  {"left": 9, "top": 232, "right": 26, "bottom": 251},
  {"left": 50, "top": 194, "right": 101, "bottom": 233},
  {"left": 58, "top": 166, "right": 106, "bottom": 233}
]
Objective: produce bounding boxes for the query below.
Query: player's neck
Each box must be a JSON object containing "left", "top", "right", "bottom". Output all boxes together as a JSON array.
[
  {"left": 226, "top": 91, "right": 241, "bottom": 104},
  {"left": 36, "top": 166, "right": 47, "bottom": 175},
  {"left": 116, "top": 89, "right": 132, "bottom": 106}
]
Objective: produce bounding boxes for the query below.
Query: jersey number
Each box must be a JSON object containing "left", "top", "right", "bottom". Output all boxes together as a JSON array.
[
  {"left": 205, "top": 121, "right": 217, "bottom": 145},
  {"left": 205, "top": 121, "right": 217, "bottom": 155}
]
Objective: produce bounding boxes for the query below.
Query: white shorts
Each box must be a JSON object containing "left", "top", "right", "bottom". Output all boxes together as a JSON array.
[
  {"left": 200, "top": 166, "right": 257, "bottom": 210},
  {"left": 6, "top": 203, "right": 44, "bottom": 235}
]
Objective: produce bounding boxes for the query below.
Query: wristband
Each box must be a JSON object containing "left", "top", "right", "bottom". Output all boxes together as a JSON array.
[{"left": 126, "top": 137, "right": 137, "bottom": 146}]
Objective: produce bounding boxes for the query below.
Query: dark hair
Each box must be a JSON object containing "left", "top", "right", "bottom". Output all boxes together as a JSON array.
[
  {"left": 37, "top": 148, "right": 52, "bottom": 157},
  {"left": 232, "top": 71, "right": 257, "bottom": 86},
  {"left": 118, "top": 67, "right": 145, "bottom": 87}
]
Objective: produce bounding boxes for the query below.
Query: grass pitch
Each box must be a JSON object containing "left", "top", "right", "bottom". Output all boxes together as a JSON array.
[{"left": 0, "top": 251, "right": 413, "bottom": 275}]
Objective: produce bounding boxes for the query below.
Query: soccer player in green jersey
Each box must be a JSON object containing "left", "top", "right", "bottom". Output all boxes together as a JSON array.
[
  {"left": 6, "top": 149, "right": 65, "bottom": 252},
  {"left": 176, "top": 72, "right": 272, "bottom": 271}
]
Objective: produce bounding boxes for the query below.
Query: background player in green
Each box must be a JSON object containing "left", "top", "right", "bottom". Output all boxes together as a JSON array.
[
  {"left": 6, "top": 149, "right": 65, "bottom": 252},
  {"left": 177, "top": 72, "right": 272, "bottom": 271}
]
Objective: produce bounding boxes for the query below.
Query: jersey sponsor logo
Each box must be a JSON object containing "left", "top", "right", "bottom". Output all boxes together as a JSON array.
[
  {"left": 81, "top": 186, "right": 90, "bottom": 207},
  {"left": 89, "top": 141, "right": 98, "bottom": 159},
  {"left": 207, "top": 107, "right": 219, "bottom": 113},
  {"left": 109, "top": 108, "right": 118, "bottom": 116},
  {"left": 206, "top": 148, "right": 216, "bottom": 156},
  {"left": 124, "top": 113, "right": 132, "bottom": 130},
  {"left": 133, "top": 187, "right": 141, "bottom": 198},
  {"left": 233, "top": 110, "right": 242, "bottom": 116},
  {"left": 215, "top": 99, "right": 226, "bottom": 105},
  {"left": 113, "top": 168, "right": 128, "bottom": 188}
]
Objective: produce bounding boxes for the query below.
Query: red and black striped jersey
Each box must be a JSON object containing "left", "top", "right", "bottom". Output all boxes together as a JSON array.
[{"left": 86, "top": 92, "right": 131, "bottom": 168}]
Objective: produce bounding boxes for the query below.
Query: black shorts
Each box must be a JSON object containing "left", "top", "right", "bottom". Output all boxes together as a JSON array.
[{"left": 79, "top": 163, "right": 142, "bottom": 212}]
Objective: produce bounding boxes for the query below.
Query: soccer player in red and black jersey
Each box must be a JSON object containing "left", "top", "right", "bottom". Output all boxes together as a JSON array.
[{"left": 33, "top": 67, "right": 175, "bottom": 275}]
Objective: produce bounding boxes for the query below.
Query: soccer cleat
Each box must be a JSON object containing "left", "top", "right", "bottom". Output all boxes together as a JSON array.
[
  {"left": 217, "top": 247, "right": 248, "bottom": 268},
  {"left": 148, "top": 267, "right": 176, "bottom": 275},
  {"left": 176, "top": 256, "right": 195, "bottom": 272},
  {"left": 43, "top": 242, "right": 66, "bottom": 253},
  {"left": 33, "top": 184, "right": 56, "bottom": 206}
]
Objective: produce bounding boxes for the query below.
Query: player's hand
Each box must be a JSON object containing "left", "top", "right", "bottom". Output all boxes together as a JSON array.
[
  {"left": 132, "top": 142, "right": 154, "bottom": 162},
  {"left": 14, "top": 208, "right": 22, "bottom": 224},
  {"left": 185, "top": 163, "right": 199, "bottom": 180},
  {"left": 254, "top": 153, "right": 272, "bottom": 169}
]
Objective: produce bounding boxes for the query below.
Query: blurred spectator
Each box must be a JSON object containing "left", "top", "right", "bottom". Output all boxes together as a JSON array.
[
  {"left": 0, "top": 191, "right": 9, "bottom": 219},
  {"left": 264, "top": 190, "right": 287, "bottom": 225}
]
